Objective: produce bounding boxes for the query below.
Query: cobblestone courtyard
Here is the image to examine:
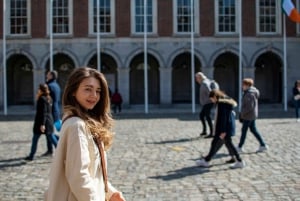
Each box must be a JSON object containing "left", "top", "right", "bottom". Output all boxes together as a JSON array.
[{"left": 0, "top": 111, "right": 299, "bottom": 201}]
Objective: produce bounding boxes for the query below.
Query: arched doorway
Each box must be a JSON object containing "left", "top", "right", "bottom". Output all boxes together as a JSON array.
[
  {"left": 213, "top": 52, "right": 239, "bottom": 100},
  {"left": 7, "top": 54, "right": 34, "bottom": 105},
  {"left": 254, "top": 52, "right": 282, "bottom": 103},
  {"left": 129, "top": 53, "right": 160, "bottom": 104},
  {"left": 46, "top": 53, "right": 75, "bottom": 91},
  {"left": 172, "top": 53, "right": 201, "bottom": 103},
  {"left": 87, "top": 53, "right": 118, "bottom": 93}
]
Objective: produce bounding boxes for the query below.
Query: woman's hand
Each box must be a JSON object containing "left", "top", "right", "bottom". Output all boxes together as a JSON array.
[
  {"left": 109, "top": 192, "right": 126, "bottom": 201},
  {"left": 40, "top": 125, "right": 46, "bottom": 133},
  {"left": 219, "top": 132, "right": 226, "bottom": 140}
]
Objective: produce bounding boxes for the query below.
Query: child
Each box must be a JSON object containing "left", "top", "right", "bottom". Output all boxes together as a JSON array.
[{"left": 45, "top": 67, "right": 126, "bottom": 201}]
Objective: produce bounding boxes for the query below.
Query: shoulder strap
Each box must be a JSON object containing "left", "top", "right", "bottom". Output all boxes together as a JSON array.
[{"left": 95, "top": 138, "right": 109, "bottom": 201}]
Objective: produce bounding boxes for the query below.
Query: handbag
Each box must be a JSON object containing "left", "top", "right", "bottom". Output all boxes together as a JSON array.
[{"left": 94, "top": 137, "right": 109, "bottom": 201}]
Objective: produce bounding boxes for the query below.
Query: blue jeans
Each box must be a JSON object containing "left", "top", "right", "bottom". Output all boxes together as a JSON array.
[
  {"left": 29, "top": 133, "right": 58, "bottom": 158},
  {"left": 238, "top": 120, "right": 266, "bottom": 148}
]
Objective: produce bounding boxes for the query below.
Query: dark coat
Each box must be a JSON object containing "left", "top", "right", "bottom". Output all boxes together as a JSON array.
[
  {"left": 215, "top": 98, "right": 237, "bottom": 137},
  {"left": 33, "top": 96, "right": 54, "bottom": 134},
  {"left": 47, "top": 79, "right": 61, "bottom": 121}
]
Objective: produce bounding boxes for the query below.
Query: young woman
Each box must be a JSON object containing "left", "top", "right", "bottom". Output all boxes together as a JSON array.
[
  {"left": 45, "top": 67, "right": 125, "bottom": 201},
  {"left": 25, "top": 84, "right": 57, "bottom": 161},
  {"left": 293, "top": 80, "right": 300, "bottom": 122},
  {"left": 196, "top": 89, "right": 245, "bottom": 169}
]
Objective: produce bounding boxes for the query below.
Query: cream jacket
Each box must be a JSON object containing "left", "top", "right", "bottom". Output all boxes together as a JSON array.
[{"left": 45, "top": 117, "right": 117, "bottom": 201}]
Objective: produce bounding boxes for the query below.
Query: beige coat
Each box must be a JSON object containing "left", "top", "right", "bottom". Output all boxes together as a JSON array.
[{"left": 45, "top": 117, "right": 116, "bottom": 201}]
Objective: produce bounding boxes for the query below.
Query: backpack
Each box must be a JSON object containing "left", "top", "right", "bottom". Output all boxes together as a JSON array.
[{"left": 210, "top": 80, "right": 219, "bottom": 90}]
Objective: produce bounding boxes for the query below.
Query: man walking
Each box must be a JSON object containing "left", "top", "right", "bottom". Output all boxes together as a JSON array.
[
  {"left": 195, "top": 72, "right": 216, "bottom": 138},
  {"left": 236, "top": 78, "right": 268, "bottom": 153},
  {"left": 42, "top": 70, "right": 61, "bottom": 156}
]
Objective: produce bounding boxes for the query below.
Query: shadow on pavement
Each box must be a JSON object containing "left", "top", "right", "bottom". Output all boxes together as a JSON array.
[
  {"left": 0, "top": 157, "right": 27, "bottom": 169},
  {"left": 146, "top": 137, "right": 201, "bottom": 144}
]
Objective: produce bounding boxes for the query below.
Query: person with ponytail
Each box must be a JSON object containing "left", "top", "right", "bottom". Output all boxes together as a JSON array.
[{"left": 196, "top": 89, "right": 245, "bottom": 169}]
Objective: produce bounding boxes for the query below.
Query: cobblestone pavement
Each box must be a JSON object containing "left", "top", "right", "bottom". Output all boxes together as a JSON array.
[{"left": 0, "top": 111, "right": 299, "bottom": 201}]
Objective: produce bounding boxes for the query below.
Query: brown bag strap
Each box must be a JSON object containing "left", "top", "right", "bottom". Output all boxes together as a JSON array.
[{"left": 95, "top": 138, "right": 109, "bottom": 201}]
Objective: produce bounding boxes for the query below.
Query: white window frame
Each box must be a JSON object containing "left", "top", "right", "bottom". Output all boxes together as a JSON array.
[
  {"left": 173, "top": 0, "right": 199, "bottom": 35},
  {"left": 130, "top": 0, "right": 157, "bottom": 35},
  {"left": 256, "top": 0, "right": 281, "bottom": 35},
  {"left": 7, "top": 0, "right": 31, "bottom": 36},
  {"left": 88, "top": 0, "right": 115, "bottom": 36},
  {"left": 46, "top": 0, "right": 73, "bottom": 36},
  {"left": 215, "top": 0, "right": 238, "bottom": 35}
]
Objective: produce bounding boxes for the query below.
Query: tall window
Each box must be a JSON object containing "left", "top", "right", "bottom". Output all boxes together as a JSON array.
[
  {"left": 131, "top": 0, "right": 157, "bottom": 34},
  {"left": 216, "top": 0, "right": 237, "bottom": 34},
  {"left": 9, "top": 0, "right": 30, "bottom": 35},
  {"left": 256, "top": 0, "right": 280, "bottom": 34},
  {"left": 90, "top": 0, "right": 115, "bottom": 34},
  {"left": 173, "top": 0, "right": 199, "bottom": 34},
  {"left": 53, "top": 0, "right": 70, "bottom": 34}
]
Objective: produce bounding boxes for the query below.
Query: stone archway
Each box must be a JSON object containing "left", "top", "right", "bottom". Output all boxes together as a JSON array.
[
  {"left": 171, "top": 53, "right": 201, "bottom": 103},
  {"left": 129, "top": 53, "right": 160, "bottom": 104},
  {"left": 7, "top": 54, "right": 34, "bottom": 105},
  {"left": 87, "top": 53, "right": 118, "bottom": 92},
  {"left": 254, "top": 52, "right": 282, "bottom": 103},
  {"left": 213, "top": 52, "right": 239, "bottom": 100},
  {"left": 46, "top": 53, "right": 75, "bottom": 91}
]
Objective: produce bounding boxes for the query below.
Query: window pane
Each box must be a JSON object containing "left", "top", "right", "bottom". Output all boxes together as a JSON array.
[
  {"left": 52, "top": 0, "right": 69, "bottom": 34},
  {"left": 93, "top": 0, "right": 112, "bottom": 33},
  {"left": 10, "top": 0, "right": 28, "bottom": 34},
  {"left": 176, "top": 0, "right": 194, "bottom": 33},
  {"left": 134, "top": 0, "right": 153, "bottom": 33},
  {"left": 217, "top": 0, "right": 236, "bottom": 33},
  {"left": 258, "top": 0, "right": 277, "bottom": 33}
]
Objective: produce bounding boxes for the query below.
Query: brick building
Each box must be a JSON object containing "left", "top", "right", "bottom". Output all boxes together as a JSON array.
[{"left": 0, "top": 0, "right": 300, "bottom": 111}]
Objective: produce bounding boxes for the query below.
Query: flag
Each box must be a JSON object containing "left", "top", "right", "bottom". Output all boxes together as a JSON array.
[{"left": 282, "top": 0, "right": 300, "bottom": 23}]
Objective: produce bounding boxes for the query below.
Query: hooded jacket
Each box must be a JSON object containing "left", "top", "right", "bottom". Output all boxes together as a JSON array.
[
  {"left": 214, "top": 97, "right": 237, "bottom": 136},
  {"left": 240, "top": 86, "right": 260, "bottom": 121}
]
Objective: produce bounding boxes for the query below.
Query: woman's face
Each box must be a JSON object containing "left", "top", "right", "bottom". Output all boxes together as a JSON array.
[{"left": 74, "top": 77, "right": 101, "bottom": 110}]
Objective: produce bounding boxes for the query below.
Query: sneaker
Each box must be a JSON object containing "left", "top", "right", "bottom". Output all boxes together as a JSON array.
[
  {"left": 235, "top": 146, "right": 244, "bottom": 153},
  {"left": 24, "top": 156, "right": 33, "bottom": 161},
  {"left": 225, "top": 158, "right": 236, "bottom": 164},
  {"left": 41, "top": 151, "right": 53, "bottom": 157},
  {"left": 204, "top": 134, "right": 214, "bottom": 139},
  {"left": 195, "top": 159, "right": 210, "bottom": 167},
  {"left": 230, "top": 160, "right": 246, "bottom": 169},
  {"left": 256, "top": 145, "right": 269, "bottom": 153}
]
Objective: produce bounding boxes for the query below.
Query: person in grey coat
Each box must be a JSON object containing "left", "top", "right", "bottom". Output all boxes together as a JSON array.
[
  {"left": 195, "top": 72, "right": 214, "bottom": 138},
  {"left": 236, "top": 78, "right": 268, "bottom": 153}
]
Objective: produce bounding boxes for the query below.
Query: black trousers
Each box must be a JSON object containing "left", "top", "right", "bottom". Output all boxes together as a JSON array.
[
  {"left": 204, "top": 133, "right": 242, "bottom": 162},
  {"left": 199, "top": 103, "right": 214, "bottom": 134}
]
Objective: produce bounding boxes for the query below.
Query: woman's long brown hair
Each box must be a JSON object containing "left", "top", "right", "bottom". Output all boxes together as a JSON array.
[
  {"left": 62, "top": 67, "right": 113, "bottom": 149},
  {"left": 36, "top": 84, "right": 52, "bottom": 103}
]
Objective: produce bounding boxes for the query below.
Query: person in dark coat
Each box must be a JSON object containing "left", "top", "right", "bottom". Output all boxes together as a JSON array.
[
  {"left": 43, "top": 70, "right": 61, "bottom": 156},
  {"left": 111, "top": 88, "right": 123, "bottom": 113},
  {"left": 292, "top": 80, "right": 300, "bottom": 122},
  {"left": 25, "top": 84, "right": 58, "bottom": 161},
  {"left": 196, "top": 89, "right": 245, "bottom": 169}
]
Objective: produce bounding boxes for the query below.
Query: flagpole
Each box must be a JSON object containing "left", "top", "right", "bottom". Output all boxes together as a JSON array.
[
  {"left": 96, "top": 0, "right": 101, "bottom": 72},
  {"left": 3, "top": 0, "right": 7, "bottom": 115},
  {"left": 144, "top": 0, "right": 149, "bottom": 114},
  {"left": 191, "top": 0, "right": 195, "bottom": 113},
  {"left": 49, "top": 0, "right": 53, "bottom": 71},
  {"left": 238, "top": 0, "right": 243, "bottom": 111},
  {"left": 283, "top": 13, "right": 288, "bottom": 111}
]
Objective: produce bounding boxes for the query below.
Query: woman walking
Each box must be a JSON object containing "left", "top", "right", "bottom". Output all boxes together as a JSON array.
[
  {"left": 196, "top": 89, "right": 245, "bottom": 169},
  {"left": 25, "top": 84, "right": 57, "bottom": 161}
]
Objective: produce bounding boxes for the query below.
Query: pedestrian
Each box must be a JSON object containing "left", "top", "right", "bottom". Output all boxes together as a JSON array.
[
  {"left": 195, "top": 72, "right": 218, "bottom": 138},
  {"left": 236, "top": 78, "right": 269, "bottom": 153},
  {"left": 25, "top": 84, "right": 57, "bottom": 161},
  {"left": 195, "top": 89, "right": 245, "bottom": 169},
  {"left": 111, "top": 88, "right": 123, "bottom": 113},
  {"left": 292, "top": 80, "right": 300, "bottom": 122},
  {"left": 45, "top": 67, "right": 126, "bottom": 201},
  {"left": 43, "top": 70, "right": 62, "bottom": 157}
]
